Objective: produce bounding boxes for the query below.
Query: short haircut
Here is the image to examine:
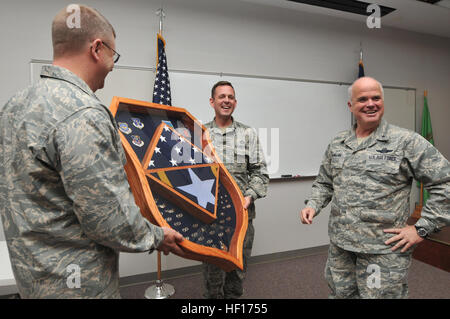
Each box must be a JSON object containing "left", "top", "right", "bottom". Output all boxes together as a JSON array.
[
  {"left": 52, "top": 4, "right": 116, "bottom": 58},
  {"left": 348, "top": 77, "right": 384, "bottom": 101},
  {"left": 211, "top": 81, "right": 234, "bottom": 98}
]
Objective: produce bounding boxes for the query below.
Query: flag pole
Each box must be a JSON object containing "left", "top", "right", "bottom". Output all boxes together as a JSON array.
[
  {"left": 413, "top": 182, "right": 424, "bottom": 219},
  {"left": 144, "top": 6, "right": 175, "bottom": 300},
  {"left": 418, "top": 90, "right": 428, "bottom": 213},
  {"left": 413, "top": 90, "right": 429, "bottom": 219},
  {"left": 144, "top": 250, "right": 175, "bottom": 299},
  {"left": 359, "top": 42, "right": 363, "bottom": 61},
  {"left": 420, "top": 183, "right": 424, "bottom": 206},
  {"left": 156, "top": 7, "right": 165, "bottom": 36},
  {"left": 420, "top": 90, "right": 428, "bottom": 210}
]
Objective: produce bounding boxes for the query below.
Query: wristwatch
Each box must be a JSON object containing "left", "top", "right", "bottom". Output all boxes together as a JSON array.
[{"left": 415, "top": 225, "right": 428, "bottom": 238}]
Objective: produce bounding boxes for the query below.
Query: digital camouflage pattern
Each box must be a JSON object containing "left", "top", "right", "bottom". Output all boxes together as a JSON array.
[
  {"left": 204, "top": 119, "right": 269, "bottom": 220},
  {"left": 0, "top": 65, "right": 164, "bottom": 298},
  {"left": 306, "top": 119, "right": 450, "bottom": 254},
  {"left": 325, "top": 243, "right": 411, "bottom": 299},
  {"left": 202, "top": 220, "right": 255, "bottom": 299},
  {"left": 202, "top": 119, "right": 268, "bottom": 298}
]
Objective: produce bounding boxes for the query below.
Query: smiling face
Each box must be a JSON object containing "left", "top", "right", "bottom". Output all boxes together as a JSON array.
[
  {"left": 210, "top": 84, "right": 237, "bottom": 121},
  {"left": 348, "top": 77, "right": 385, "bottom": 132}
]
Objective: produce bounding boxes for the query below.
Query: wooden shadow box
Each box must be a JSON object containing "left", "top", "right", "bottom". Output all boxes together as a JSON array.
[{"left": 109, "top": 97, "right": 248, "bottom": 271}]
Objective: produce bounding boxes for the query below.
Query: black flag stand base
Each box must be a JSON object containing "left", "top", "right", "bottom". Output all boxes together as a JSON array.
[{"left": 144, "top": 251, "right": 175, "bottom": 299}]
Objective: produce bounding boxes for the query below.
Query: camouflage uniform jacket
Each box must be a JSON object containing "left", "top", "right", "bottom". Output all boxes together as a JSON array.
[
  {"left": 306, "top": 119, "right": 449, "bottom": 254},
  {"left": 0, "top": 65, "right": 164, "bottom": 298},
  {"left": 204, "top": 118, "right": 269, "bottom": 219}
]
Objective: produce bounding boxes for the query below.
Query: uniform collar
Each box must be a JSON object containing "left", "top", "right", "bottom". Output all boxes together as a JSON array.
[
  {"left": 40, "top": 65, "right": 99, "bottom": 101},
  {"left": 343, "top": 119, "right": 389, "bottom": 150},
  {"left": 209, "top": 116, "right": 236, "bottom": 133}
]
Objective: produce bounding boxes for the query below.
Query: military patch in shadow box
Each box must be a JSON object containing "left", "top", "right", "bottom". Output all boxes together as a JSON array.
[{"left": 109, "top": 97, "right": 248, "bottom": 271}]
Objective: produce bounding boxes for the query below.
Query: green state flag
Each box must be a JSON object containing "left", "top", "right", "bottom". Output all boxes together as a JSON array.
[
  {"left": 421, "top": 92, "right": 434, "bottom": 205},
  {"left": 422, "top": 94, "right": 434, "bottom": 145}
]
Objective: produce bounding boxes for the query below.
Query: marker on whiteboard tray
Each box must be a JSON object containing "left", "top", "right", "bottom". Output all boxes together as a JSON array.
[{"left": 281, "top": 174, "right": 292, "bottom": 178}]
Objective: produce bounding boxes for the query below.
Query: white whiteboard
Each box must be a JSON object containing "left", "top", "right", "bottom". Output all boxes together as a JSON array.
[{"left": 31, "top": 61, "right": 415, "bottom": 178}]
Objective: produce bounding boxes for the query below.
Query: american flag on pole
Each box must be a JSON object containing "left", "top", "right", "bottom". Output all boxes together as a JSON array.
[
  {"left": 358, "top": 49, "right": 365, "bottom": 78},
  {"left": 147, "top": 33, "right": 235, "bottom": 247},
  {"left": 153, "top": 33, "right": 172, "bottom": 106},
  {"left": 358, "top": 58, "right": 365, "bottom": 78}
]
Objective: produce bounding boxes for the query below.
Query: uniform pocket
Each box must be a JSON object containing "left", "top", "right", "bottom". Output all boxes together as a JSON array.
[
  {"left": 227, "top": 149, "right": 247, "bottom": 173},
  {"left": 330, "top": 156, "right": 344, "bottom": 178},
  {"left": 365, "top": 152, "right": 402, "bottom": 174},
  {"left": 227, "top": 162, "right": 246, "bottom": 174},
  {"left": 360, "top": 209, "right": 396, "bottom": 224}
]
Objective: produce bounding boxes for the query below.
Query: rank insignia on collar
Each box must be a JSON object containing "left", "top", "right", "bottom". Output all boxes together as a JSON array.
[
  {"left": 376, "top": 148, "right": 393, "bottom": 153},
  {"left": 118, "top": 122, "right": 132, "bottom": 134},
  {"left": 131, "top": 135, "right": 144, "bottom": 147},
  {"left": 132, "top": 117, "right": 144, "bottom": 129}
]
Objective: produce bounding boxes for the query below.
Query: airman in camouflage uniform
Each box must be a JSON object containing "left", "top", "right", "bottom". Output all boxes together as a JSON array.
[
  {"left": 202, "top": 81, "right": 269, "bottom": 299},
  {"left": 301, "top": 77, "right": 449, "bottom": 298},
  {"left": 0, "top": 5, "right": 184, "bottom": 299}
]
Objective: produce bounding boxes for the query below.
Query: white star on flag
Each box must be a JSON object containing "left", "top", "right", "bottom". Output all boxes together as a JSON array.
[{"left": 177, "top": 168, "right": 215, "bottom": 209}]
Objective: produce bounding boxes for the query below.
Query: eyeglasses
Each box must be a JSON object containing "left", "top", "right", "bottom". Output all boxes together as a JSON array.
[{"left": 101, "top": 41, "right": 120, "bottom": 63}]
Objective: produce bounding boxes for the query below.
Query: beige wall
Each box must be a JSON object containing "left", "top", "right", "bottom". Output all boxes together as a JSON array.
[{"left": 0, "top": 0, "right": 448, "bottom": 277}]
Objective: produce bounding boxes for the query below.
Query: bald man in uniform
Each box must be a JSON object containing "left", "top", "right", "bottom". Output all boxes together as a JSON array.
[{"left": 300, "top": 77, "right": 449, "bottom": 298}]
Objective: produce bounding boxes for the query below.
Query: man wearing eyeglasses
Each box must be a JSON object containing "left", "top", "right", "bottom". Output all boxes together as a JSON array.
[{"left": 0, "top": 4, "right": 185, "bottom": 298}]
